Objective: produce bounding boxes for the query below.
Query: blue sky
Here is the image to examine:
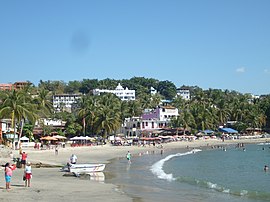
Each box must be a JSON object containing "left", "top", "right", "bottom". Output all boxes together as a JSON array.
[{"left": 0, "top": 0, "right": 270, "bottom": 95}]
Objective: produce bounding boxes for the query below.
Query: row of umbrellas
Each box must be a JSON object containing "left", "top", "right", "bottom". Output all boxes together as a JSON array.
[
  {"left": 40, "top": 135, "right": 67, "bottom": 141},
  {"left": 40, "top": 135, "right": 96, "bottom": 141}
]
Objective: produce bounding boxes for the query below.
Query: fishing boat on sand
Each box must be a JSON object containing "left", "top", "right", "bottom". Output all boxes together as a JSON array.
[{"left": 61, "top": 163, "right": 106, "bottom": 176}]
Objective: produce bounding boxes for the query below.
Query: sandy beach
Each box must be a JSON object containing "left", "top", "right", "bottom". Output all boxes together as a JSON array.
[{"left": 0, "top": 137, "right": 269, "bottom": 202}]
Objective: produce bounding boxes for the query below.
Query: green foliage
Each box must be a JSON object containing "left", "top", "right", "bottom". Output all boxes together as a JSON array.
[
  {"left": 22, "top": 123, "right": 35, "bottom": 141},
  {"left": 1, "top": 77, "right": 270, "bottom": 141}
]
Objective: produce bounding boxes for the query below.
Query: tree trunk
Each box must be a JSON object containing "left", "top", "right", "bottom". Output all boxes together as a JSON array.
[
  {"left": 12, "top": 121, "right": 17, "bottom": 150},
  {"left": 18, "top": 119, "right": 25, "bottom": 147}
]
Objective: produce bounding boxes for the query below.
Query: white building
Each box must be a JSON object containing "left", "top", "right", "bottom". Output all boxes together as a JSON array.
[
  {"left": 150, "top": 87, "right": 157, "bottom": 95},
  {"left": 176, "top": 86, "right": 190, "bottom": 100},
  {"left": 53, "top": 94, "right": 82, "bottom": 112},
  {"left": 122, "top": 105, "right": 179, "bottom": 138},
  {"left": 40, "top": 118, "right": 66, "bottom": 127},
  {"left": 93, "top": 83, "right": 135, "bottom": 101}
]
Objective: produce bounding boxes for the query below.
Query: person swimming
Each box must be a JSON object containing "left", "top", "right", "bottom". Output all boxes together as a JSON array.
[{"left": 264, "top": 165, "right": 269, "bottom": 172}]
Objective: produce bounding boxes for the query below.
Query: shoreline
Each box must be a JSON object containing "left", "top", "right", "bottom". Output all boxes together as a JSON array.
[{"left": 0, "top": 138, "right": 269, "bottom": 201}]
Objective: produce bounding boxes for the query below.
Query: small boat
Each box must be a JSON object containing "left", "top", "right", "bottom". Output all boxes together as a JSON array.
[{"left": 61, "top": 163, "right": 106, "bottom": 176}]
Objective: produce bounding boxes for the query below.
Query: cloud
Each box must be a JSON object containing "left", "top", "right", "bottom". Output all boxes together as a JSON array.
[{"left": 236, "top": 67, "right": 245, "bottom": 73}]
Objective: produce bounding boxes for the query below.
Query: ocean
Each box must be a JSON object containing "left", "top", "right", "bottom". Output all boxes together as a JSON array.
[{"left": 105, "top": 143, "right": 270, "bottom": 202}]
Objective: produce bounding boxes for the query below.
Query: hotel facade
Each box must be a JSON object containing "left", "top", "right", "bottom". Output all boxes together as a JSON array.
[{"left": 93, "top": 83, "right": 135, "bottom": 101}]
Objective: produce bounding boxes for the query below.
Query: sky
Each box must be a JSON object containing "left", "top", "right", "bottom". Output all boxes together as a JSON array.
[{"left": 0, "top": 0, "right": 270, "bottom": 95}]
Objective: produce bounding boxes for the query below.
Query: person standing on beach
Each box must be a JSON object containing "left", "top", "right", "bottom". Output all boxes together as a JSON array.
[
  {"left": 70, "top": 154, "right": 77, "bottom": 164},
  {"left": 21, "top": 151, "right": 28, "bottom": 168},
  {"left": 126, "top": 151, "right": 131, "bottom": 163},
  {"left": 24, "top": 162, "right": 32, "bottom": 187},
  {"left": 4, "top": 163, "right": 16, "bottom": 190}
]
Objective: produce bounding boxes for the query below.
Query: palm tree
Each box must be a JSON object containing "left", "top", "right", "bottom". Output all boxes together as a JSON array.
[
  {"left": 150, "top": 93, "right": 163, "bottom": 108},
  {"left": 127, "top": 100, "right": 142, "bottom": 117},
  {"left": 138, "top": 94, "right": 152, "bottom": 109},
  {"left": 77, "top": 95, "right": 96, "bottom": 136},
  {"left": 95, "top": 93, "right": 122, "bottom": 138},
  {"left": 34, "top": 88, "right": 53, "bottom": 117},
  {"left": 171, "top": 109, "right": 196, "bottom": 134},
  {"left": 119, "top": 101, "right": 130, "bottom": 125},
  {"left": 0, "top": 90, "right": 36, "bottom": 149}
]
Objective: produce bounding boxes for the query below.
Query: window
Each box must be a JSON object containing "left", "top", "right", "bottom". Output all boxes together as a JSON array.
[{"left": 152, "top": 122, "right": 154, "bottom": 128}]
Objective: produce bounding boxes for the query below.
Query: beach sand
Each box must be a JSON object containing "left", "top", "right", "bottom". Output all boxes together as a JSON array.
[{"left": 0, "top": 138, "right": 269, "bottom": 202}]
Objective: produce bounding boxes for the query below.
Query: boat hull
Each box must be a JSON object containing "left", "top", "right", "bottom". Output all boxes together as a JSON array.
[{"left": 69, "top": 164, "right": 106, "bottom": 176}]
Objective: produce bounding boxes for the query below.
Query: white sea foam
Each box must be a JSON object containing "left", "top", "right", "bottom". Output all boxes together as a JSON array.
[
  {"left": 150, "top": 149, "right": 201, "bottom": 182},
  {"left": 223, "top": 189, "right": 230, "bottom": 194},
  {"left": 240, "top": 190, "right": 248, "bottom": 196},
  {"left": 257, "top": 142, "right": 270, "bottom": 145}
]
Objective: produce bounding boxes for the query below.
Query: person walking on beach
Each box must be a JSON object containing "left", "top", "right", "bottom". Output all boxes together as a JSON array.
[
  {"left": 55, "top": 145, "right": 59, "bottom": 155},
  {"left": 21, "top": 151, "right": 28, "bottom": 168},
  {"left": 70, "top": 154, "right": 77, "bottom": 164},
  {"left": 126, "top": 151, "right": 131, "bottom": 163},
  {"left": 24, "top": 162, "right": 32, "bottom": 187},
  {"left": 4, "top": 163, "right": 16, "bottom": 190}
]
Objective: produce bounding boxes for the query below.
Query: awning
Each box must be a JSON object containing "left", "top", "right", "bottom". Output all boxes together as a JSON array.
[
  {"left": 202, "top": 129, "right": 215, "bottom": 134},
  {"left": 219, "top": 128, "right": 238, "bottom": 134},
  {"left": 20, "top": 136, "right": 29, "bottom": 141}
]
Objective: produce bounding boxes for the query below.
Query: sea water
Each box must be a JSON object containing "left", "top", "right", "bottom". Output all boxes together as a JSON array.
[{"left": 106, "top": 143, "right": 270, "bottom": 202}]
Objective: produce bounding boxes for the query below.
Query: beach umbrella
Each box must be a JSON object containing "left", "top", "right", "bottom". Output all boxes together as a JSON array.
[
  {"left": 52, "top": 135, "right": 67, "bottom": 140},
  {"left": 40, "top": 136, "right": 58, "bottom": 141},
  {"left": 70, "top": 136, "right": 80, "bottom": 140}
]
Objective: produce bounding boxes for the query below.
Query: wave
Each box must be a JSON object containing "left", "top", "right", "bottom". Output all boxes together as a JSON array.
[
  {"left": 150, "top": 149, "right": 270, "bottom": 201},
  {"left": 257, "top": 142, "right": 270, "bottom": 145},
  {"left": 150, "top": 149, "right": 201, "bottom": 182}
]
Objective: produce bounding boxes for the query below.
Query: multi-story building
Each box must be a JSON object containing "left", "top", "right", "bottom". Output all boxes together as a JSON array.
[
  {"left": 93, "top": 83, "right": 135, "bottom": 101},
  {"left": 176, "top": 86, "right": 190, "bottom": 100},
  {"left": 0, "top": 119, "right": 16, "bottom": 144},
  {"left": 122, "top": 105, "right": 179, "bottom": 138},
  {"left": 13, "top": 81, "right": 29, "bottom": 90},
  {"left": 0, "top": 81, "right": 30, "bottom": 91},
  {"left": 53, "top": 94, "right": 82, "bottom": 112},
  {"left": 150, "top": 87, "right": 157, "bottom": 95},
  {"left": 0, "top": 84, "right": 13, "bottom": 91},
  {"left": 33, "top": 118, "right": 66, "bottom": 137}
]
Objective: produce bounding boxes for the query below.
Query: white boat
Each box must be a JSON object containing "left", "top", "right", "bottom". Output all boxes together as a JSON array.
[{"left": 62, "top": 163, "right": 106, "bottom": 176}]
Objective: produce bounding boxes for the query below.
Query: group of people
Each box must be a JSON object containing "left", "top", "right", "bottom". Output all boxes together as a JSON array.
[{"left": 3, "top": 150, "right": 32, "bottom": 190}]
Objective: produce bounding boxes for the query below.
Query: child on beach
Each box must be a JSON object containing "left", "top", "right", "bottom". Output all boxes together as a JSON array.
[
  {"left": 24, "top": 162, "right": 32, "bottom": 187},
  {"left": 4, "top": 163, "right": 16, "bottom": 190}
]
